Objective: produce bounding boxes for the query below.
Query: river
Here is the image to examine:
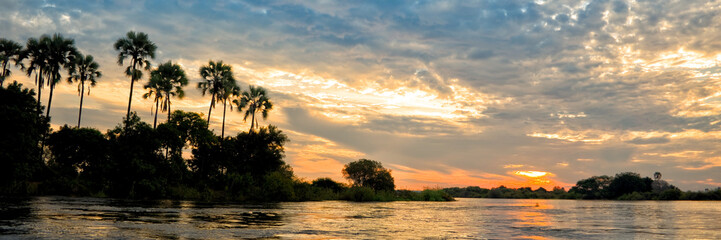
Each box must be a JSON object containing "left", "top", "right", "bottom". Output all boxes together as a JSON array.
[{"left": 1, "top": 196, "right": 719, "bottom": 239}]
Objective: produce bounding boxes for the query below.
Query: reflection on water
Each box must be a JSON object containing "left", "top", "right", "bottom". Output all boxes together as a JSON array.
[{"left": 1, "top": 197, "right": 720, "bottom": 239}]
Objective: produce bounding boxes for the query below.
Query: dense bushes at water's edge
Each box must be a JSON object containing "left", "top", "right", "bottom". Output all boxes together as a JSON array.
[
  {"left": 0, "top": 82, "right": 452, "bottom": 202},
  {"left": 443, "top": 172, "right": 721, "bottom": 200}
]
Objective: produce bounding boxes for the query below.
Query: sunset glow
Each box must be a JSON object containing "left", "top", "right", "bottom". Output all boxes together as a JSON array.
[{"left": 3, "top": 0, "right": 721, "bottom": 190}]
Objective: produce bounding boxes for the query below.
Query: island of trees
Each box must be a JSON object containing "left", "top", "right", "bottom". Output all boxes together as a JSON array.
[
  {"left": 444, "top": 172, "right": 721, "bottom": 200},
  {"left": 0, "top": 32, "right": 452, "bottom": 202}
]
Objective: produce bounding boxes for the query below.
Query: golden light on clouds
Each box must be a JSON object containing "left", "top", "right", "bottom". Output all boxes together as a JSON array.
[
  {"left": 527, "top": 130, "right": 614, "bottom": 143},
  {"left": 514, "top": 171, "right": 548, "bottom": 178}
]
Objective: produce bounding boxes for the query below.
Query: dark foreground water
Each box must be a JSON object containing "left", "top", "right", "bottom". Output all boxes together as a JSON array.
[{"left": 1, "top": 196, "right": 720, "bottom": 239}]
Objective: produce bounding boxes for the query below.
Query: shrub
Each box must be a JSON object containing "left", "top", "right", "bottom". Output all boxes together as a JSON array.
[{"left": 342, "top": 186, "right": 376, "bottom": 202}]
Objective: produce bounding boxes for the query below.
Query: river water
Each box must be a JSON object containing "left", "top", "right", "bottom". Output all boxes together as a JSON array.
[{"left": 1, "top": 196, "right": 719, "bottom": 239}]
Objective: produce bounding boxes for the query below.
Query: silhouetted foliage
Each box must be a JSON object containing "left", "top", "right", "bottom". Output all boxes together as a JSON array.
[
  {"left": 342, "top": 159, "right": 395, "bottom": 192},
  {"left": 0, "top": 82, "right": 49, "bottom": 194},
  {"left": 312, "top": 178, "right": 346, "bottom": 193},
  {"left": 443, "top": 171, "right": 718, "bottom": 201},
  {"left": 225, "top": 125, "right": 288, "bottom": 177},
  {"left": 570, "top": 175, "right": 612, "bottom": 199},
  {"left": 106, "top": 112, "right": 165, "bottom": 197},
  {"left": 47, "top": 126, "right": 108, "bottom": 177},
  {"left": 114, "top": 31, "right": 156, "bottom": 120},
  {"left": 1, "top": 31, "right": 454, "bottom": 202},
  {"left": 607, "top": 172, "right": 653, "bottom": 199},
  {"left": 0, "top": 38, "right": 24, "bottom": 87}
]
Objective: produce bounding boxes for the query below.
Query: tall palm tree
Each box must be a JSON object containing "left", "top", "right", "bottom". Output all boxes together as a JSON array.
[
  {"left": 114, "top": 31, "right": 157, "bottom": 121},
  {"left": 220, "top": 84, "right": 239, "bottom": 138},
  {"left": 234, "top": 85, "right": 273, "bottom": 131},
  {"left": 0, "top": 38, "right": 24, "bottom": 87},
  {"left": 67, "top": 53, "right": 101, "bottom": 127},
  {"left": 143, "top": 61, "right": 187, "bottom": 128},
  {"left": 43, "top": 34, "right": 78, "bottom": 119},
  {"left": 198, "top": 60, "right": 236, "bottom": 137},
  {"left": 23, "top": 36, "right": 50, "bottom": 112},
  {"left": 143, "top": 74, "right": 165, "bottom": 129}
]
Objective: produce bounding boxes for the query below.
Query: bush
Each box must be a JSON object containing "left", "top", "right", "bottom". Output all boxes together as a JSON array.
[
  {"left": 658, "top": 189, "right": 682, "bottom": 200},
  {"left": 261, "top": 170, "right": 296, "bottom": 201},
  {"left": 342, "top": 186, "right": 376, "bottom": 202},
  {"left": 420, "top": 189, "right": 454, "bottom": 201},
  {"left": 617, "top": 192, "right": 645, "bottom": 200},
  {"left": 311, "top": 177, "right": 346, "bottom": 193}
]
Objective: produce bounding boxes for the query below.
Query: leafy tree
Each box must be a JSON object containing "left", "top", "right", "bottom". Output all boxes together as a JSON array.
[
  {"left": 47, "top": 125, "right": 108, "bottom": 176},
  {"left": 42, "top": 34, "right": 78, "bottom": 118},
  {"left": 607, "top": 172, "right": 652, "bottom": 199},
  {"left": 0, "top": 82, "right": 50, "bottom": 193},
  {"left": 225, "top": 125, "right": 289, "bottom": 177},
  {"left": 342, "top": 159, "right": 395, "bottom": 192},
  {"left": 143, "top": 61, "right": 188, "bottom": 128},
  {"left": 114, "top": 31, "right": 157, "bottom": 121},
  {"left": 156, "top": 111, "right": 212, "bottom": 183},
  {"left": 0, "top": 38, "right": 24, "bottom": 87},
  {"left": 198, "top": 60, "right": 237, "bottom": 138},
  {"left": 106, "top": 112, "right": 164, "bottom": 197},
  {"left": 234, "top": 85, "right": 272, "bottom": 131},
  {"left": 312, "top": 178, "right": 346, "bottom": 193},
  {"left": 570, "top": 175, "right": 612, "bottom": 199},
  {"left": 67, "top": 53, "right": 101, "bottom": 127}
]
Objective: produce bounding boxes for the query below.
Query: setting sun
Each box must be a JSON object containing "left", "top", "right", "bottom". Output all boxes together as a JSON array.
[{"left": 514, "top": 171, "right": 549, "bottom": 178}]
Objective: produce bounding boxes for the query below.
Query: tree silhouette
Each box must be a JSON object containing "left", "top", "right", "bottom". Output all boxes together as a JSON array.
[
  {"left": 0, "top": 38, "right": 24, "bottom": 87},
  {"left": 67, "top": 53, "right": 101, "bottom": 127},
  {"left": 143, "top": 61, "right": 188, "bottom": 128},
  {"left": 114, "top": 31, "right": 157, "bottom": 121},
  {"left": 143, "top": 74, "right": 165, "bottom": 128},
  {"left": 22, "top": 36, "right": 50, "bottom": 112},
  {"left": 43, "top": 34, "right": 78, "bottom": 119},
  {"left": 342, "top": 159, "right": 395, "bottom": 191},
  {"left": 234, "top": 85, "right": 273, "bottom": 131},
  {"left": 198, "top": 60, "right": 236, "bottom": 137}
]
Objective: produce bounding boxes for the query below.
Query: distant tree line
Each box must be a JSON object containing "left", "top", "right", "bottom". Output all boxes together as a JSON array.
[{"left": 444, "top": 172, "right": 721, "bottom": 200}]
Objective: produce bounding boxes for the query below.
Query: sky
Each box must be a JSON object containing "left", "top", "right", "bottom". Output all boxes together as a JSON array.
[{"left": 2, "top": 0, "right": 721, "bottom": 190}]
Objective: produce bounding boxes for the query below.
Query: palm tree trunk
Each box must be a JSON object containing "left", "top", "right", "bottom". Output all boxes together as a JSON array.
[
  {"left": 78, "top": 81, "right": 85, "bottom": 127},
  {"left": 46, "top": 82, "right": 55, "bottom": 119},
  {"left": 1, "top": 61, "right": 7, "bottom": 87},
  {"left": 36, "top": 72, "right": 43, "bottom": 114},
  {"left": 250, "top": 110, "right": 255, "bottom": 131},
  {"left": 207, "top": 93, "right": 215, "bottom": 123},
  {"left": 126, "top": 61, "right": 138, "bottom": 121},
  {"left": 167, "top": 97, "right": 171, "bottom": 122},
  {"left": 153, "top": 97, "right": 159, "bottom": 129},
  {"left": 221, "top": 99, "right": 227, "bottom": 138}
]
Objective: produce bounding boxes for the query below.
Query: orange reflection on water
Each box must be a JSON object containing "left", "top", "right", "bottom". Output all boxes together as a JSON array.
[{"left": 513, "top": 200, "right": 554, "bottom": 227}]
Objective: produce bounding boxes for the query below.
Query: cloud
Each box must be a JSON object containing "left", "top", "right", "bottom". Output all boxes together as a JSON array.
[{"left": 4, "top": 0, "right": 721, "bottom": 190}]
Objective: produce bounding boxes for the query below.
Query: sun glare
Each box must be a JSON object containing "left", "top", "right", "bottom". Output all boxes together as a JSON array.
[{"left": 514, "top": 171, "right": 549, "bottom": 178}]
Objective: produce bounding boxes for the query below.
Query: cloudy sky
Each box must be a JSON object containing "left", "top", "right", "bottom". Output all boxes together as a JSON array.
[{"left": 3, "top": 0, "right": 721, "bottom": 190}]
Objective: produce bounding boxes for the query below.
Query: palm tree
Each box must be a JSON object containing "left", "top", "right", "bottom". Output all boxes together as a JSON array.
[
  {"left": 220, "top": 84, "right": 239, "bottom": 138},
  {"left": 23, "top": 36, "right": 49, "bottom": 112},
  {"left": 143, "top": 74, "right": 165, "bottom": 129},
  {"left": 0, "top": 38, "right": 24, "bottom": 87},
  {"left": 198, "top": 60, "right": 236, "bottom": 137},
  {"left": 43, "top": 34, "right": 78, "bottom": 118},
  {"left": 234, "top": 85, "right": 273, "bottom": 131},
  {"left": 143, "top": 61, "right": 188, "bottom": 128},
  {"left": 114, "top": 31, "right": 157, "bottom": 121},
  {"left": 67, "top": 53, "right": 101, "bottom": 127}
]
